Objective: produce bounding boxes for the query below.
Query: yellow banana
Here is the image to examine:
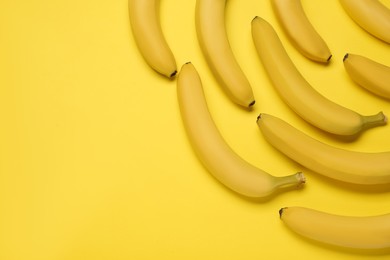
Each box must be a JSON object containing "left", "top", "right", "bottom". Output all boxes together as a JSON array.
[
  {"left": 339, "top": 0, "right": 390, "bottom": 44},
  {"left": 343, "top": 53, "right": 390, "bottom": 99},
  {"left": 129, "top": 0, "right": 177, "bottom": 78},
  {"left": 177, "top": 62, "right": 305, "bottom": 198},
  {"left": 279, "top": 206, "right": 390, "bottom": 250},
  {"left": 271, "top": 0, "right": 332, "bottom": 63},
  {"left": 256, "top": 113, "right": 390, "bottom": 185},
  {"left": 195, "top": 0, "right": 255, "bottom": 108},
  {"left": 251, "top": 16, "right": 386, "bottom": 136}
]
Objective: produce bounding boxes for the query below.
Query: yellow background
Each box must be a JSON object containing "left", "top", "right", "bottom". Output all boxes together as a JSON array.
[{"left": 1, "top": 0, "right": 390, "bottom": 259}]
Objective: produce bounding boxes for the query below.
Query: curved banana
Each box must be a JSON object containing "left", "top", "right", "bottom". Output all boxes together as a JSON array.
[
  {"left": 343, "top": 53, "right": 390, "bottom": 99},
  {"left": 256, "top": 113, "right": 390, "bottom": 185},
  {"left": 195, "top": 0, "right": 255, "bottom": 108},
  {"left": 279, "top": 206, "right": 390, "bottom": 250},
  {"left": 129, "top": 0, "right": 177, "bottom": 78},
  {"left": 177, "top": 62, "right": 305, "bottom": 198},
  {"left": 251, "top": 16, "right": 386, "bottom": 136},
  {"left": 339, "top": 0, "right": 390, "bottom": 44},
  {"left": 271, "top": 0, "right": 332, "bottom": 63}
]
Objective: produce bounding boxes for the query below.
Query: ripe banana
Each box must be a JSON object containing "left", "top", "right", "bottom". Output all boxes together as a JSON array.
[
  {"left": 279, "top": 206, "right": 390, "bottom": 250},
  {"left": 256, "top": 113, "right": 390, "bottom": 185},
  {"left": 128, "top": 0, "right": 177, "bottom": 78},
  {"left": 251, "top": 16, "right": 386, "bottom": 136},
  {"left": 177, "top": 62, "right": 305, "bottom": 198},
  {"left": 339, "top": 0, "right": 390, "bottom": 44},
  {"left": 343, "top": 53, "right": 390, "bottom": 99},
  {"left": 195, "top": 0, "right": 255, "bottom": 108},
  {"left": 271, "top": 0, "right": 332, "bottom": 63}
]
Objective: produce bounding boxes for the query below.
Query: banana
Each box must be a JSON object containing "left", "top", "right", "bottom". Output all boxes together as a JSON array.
[
  {"left": 271, "top": 0, "right": 332, "bottom": 63},
  {"left": 177, "top": 62, "right": 305, "bottom": 198},
  {"left": 195, "top": 0, "right": 255, "bottom": 108},
  {"left": 251, "top": 16, "right": 386, "bottom": 136},
  {"left": 343, "top": 53, "right": 390, "bottom": 99},
  {"left": 339, "top": 0, "right": 390, "bottom": 44},
  {"left": 256, "top": 113, "right": 390, "bottom": 185},
  {"left": 128, "top": 0, "right": 177, "bottom": 78},
  {"left": 279, "top": 206, "right": 390, "bottom": 250}
]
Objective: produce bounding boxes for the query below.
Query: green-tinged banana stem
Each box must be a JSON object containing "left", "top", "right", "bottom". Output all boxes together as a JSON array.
[
  {"left": 177, "top": 62, "right": 305, "bottom": 198},
  {"left": 361, "top": 111, "right": 387, "bottom": 129},
  {"left": 273, "top": 172, "right": 306, "bottom": 190}
]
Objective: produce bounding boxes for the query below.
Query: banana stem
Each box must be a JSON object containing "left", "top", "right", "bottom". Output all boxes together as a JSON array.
[
  {"left": 362, "top": 111, "right": 387, "bottom": 129},
  {"left": 273, "top": 172, "right": 306, "bottom": 190}
]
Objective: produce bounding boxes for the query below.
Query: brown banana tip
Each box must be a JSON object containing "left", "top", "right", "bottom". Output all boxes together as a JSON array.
[
  {"left": 252, "top": 16, "right": 259, "bottom": 22},
  {"left": 256, "top": 113, "right": 262, "bottom": 122},
  {"left": 170, "top": 70, "right": 178, "bottom": 78},
  {"left": 343, "top": 53, "right": 349, "bottom": 62},
  {"left": 279, "top": 207, "right": 287, "bottom": 218},
  {"left": 327, "top": 55, "right": 332, "bottom": 62},
  {"left": 249, "top": 100, "right": 256, "bottom": 107}
]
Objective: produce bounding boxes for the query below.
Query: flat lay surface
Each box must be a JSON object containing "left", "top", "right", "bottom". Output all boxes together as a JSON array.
[{"left": 0, "top": 0, "right": 389, "bottom": 259}]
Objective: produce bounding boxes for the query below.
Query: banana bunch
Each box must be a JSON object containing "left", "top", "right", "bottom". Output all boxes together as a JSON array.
[
  {"left": 251, "top": 16, "right": 387, "bottom": 136},
  {"left": 128, "top": 0, "right": 177, "bottom": 78},
  {"left": 177, "top": 62, "right": 305, "bottom": 198},
  {"left": 271, "top": 0, "right": 332, "bottom": 63},
  {"left": 128, "top": 0, "right": 390, "bottom": 252},
  {"left": 339, "top": 0, "right": 390, "bottom": 44},
  {"left": 195, "top": 0, "right": 255, "bottom": 108},
  {"left": 279, "top": 206, "right": 390, "bottom": 250},
  {"left": 343, "top": 53, "right": 390, "bottom": 99},
  {"left": 257, "top": 113, "right": 390, "bottom": 185}
]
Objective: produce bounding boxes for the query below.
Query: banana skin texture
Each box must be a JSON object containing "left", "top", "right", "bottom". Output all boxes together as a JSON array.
[
  {"left": 339, "top": 0, "right": 390, "bottom": 44},
  {"left": 257, "top": 113, "right": 390, "bottom": 186},
  {"left": 271, "top": 0, "right": 332, "bottom": 63},
  {"left": 251, "top": 16, "right": 387, "bottom": 136},
  {"left": 129, "top": 0, "right": 177, "bottom": 78},
  {"left": 280, "top": 206, "right": 390, "bottom": 250},
  {"left": 195, "top": 0, "right": 255, "bottom": 108},
  {"left": 177, "top": 62, "right": 305, "bottom": 198},
  {"left": 343, "top": 53, "right": 390, "bottom": 99}
]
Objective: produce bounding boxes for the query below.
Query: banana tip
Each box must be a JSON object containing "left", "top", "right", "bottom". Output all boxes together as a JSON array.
[
  {"left": 343, "top": 53, "right": 349, "bottom": 62},
  {"left": 279, "top": 207, "right": 287, "bottom": 218},
  {"left": 256, "top": 113, "right": 262, "bottom": 122},
  {"left": 170, "top": 70, "right": 178, "bottom": 78}
]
